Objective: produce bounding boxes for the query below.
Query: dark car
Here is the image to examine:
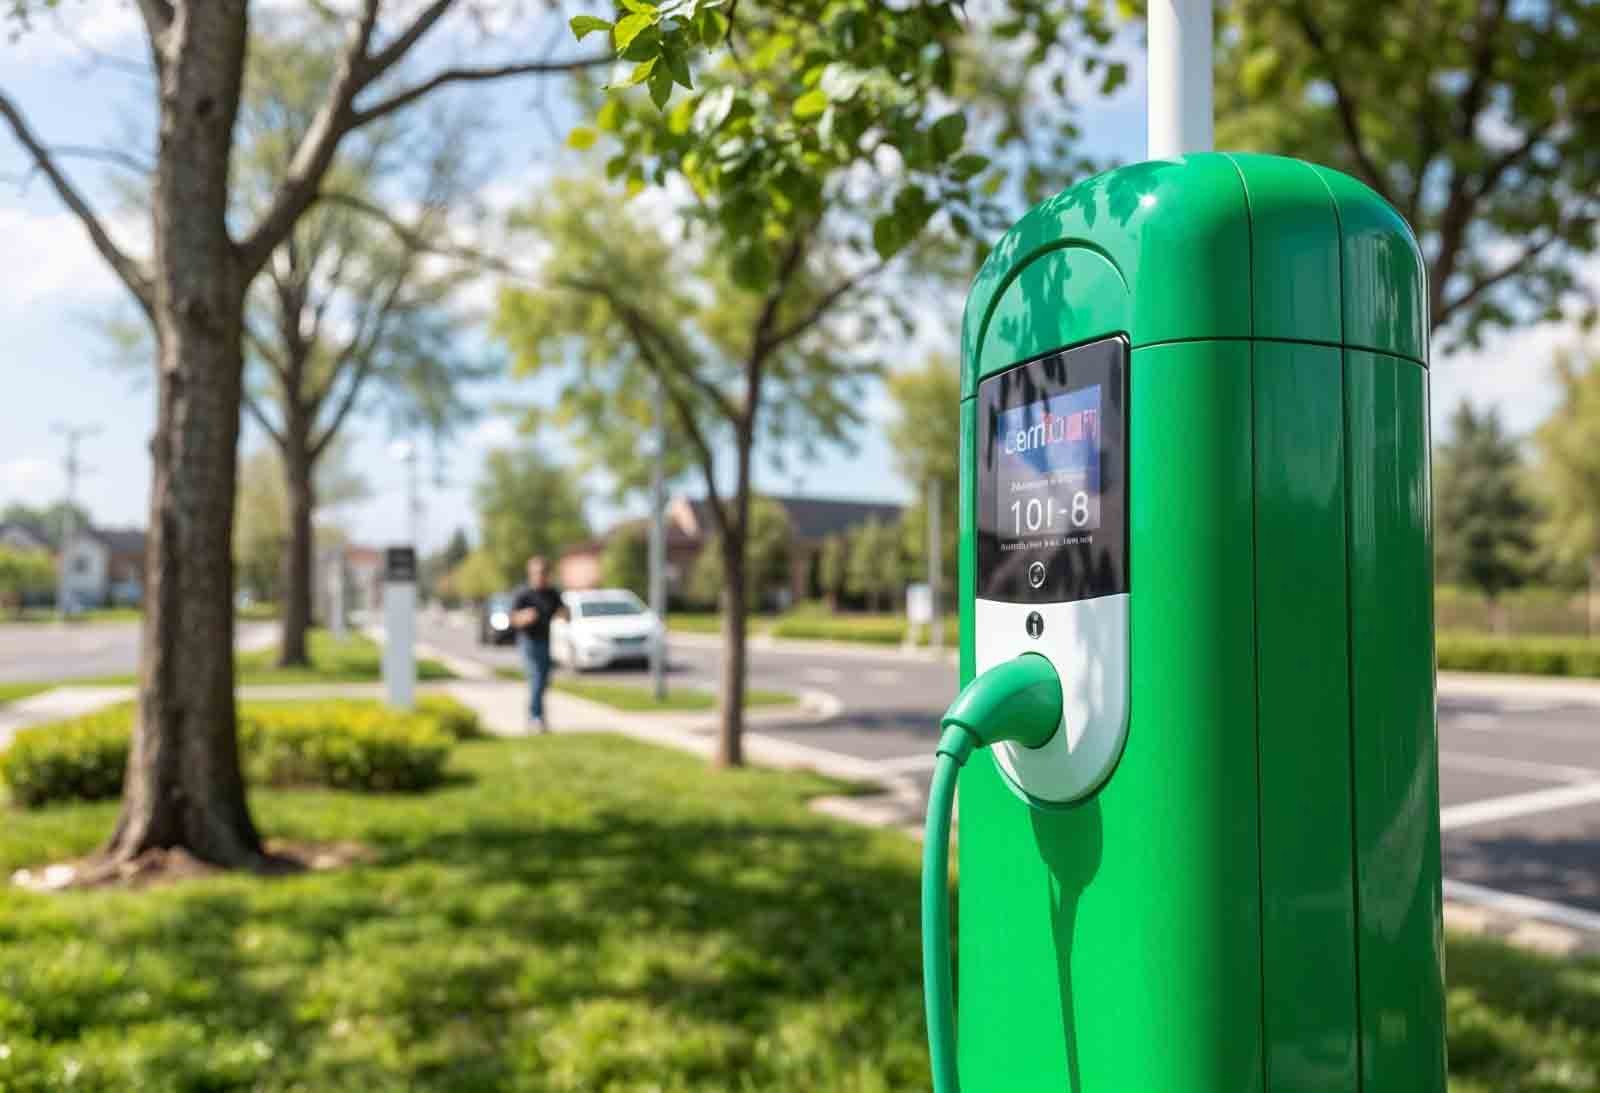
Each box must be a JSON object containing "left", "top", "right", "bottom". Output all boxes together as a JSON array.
[{"left": 479, "top": 593, "right": 516, "bottom": 645}]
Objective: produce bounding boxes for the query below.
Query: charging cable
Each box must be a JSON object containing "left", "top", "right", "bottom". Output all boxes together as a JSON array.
[{"left": 923, "top": 652, "right": 1063, "bottom": 1093}]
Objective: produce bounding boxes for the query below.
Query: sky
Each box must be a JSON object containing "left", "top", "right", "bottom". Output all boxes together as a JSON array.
[{"left": 0, "top": 4, "right": 1590, "bottom": 556}]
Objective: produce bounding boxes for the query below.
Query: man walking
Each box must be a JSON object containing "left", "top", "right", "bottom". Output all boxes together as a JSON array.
[{"left": 510, "top": 556, "right": 568, "bottom": 733}]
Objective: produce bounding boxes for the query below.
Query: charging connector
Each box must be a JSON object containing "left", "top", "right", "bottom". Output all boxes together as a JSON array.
[{"left": 923, "top": 653, "right": 1063, "bottom": 1093}]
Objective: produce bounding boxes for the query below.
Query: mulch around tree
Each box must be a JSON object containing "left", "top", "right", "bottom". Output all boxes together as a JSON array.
[{"left": 9, "top": 839, "right": 375, "bottom": 891}]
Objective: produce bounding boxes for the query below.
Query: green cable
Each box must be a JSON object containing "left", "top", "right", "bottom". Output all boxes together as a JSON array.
[
  {"left": 922, "top": 653, "right": 1063, "bottom": 1093},
  {"left": 922, "top": 734, "right": 970, "bottom": 1093}
]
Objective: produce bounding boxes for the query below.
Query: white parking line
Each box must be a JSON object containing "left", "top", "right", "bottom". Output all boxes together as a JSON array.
[
  {"left": 1437, "top": 750, "right": 1599, "bottom": 784},
  {"left": 1443, "top": 878, "right": 1600, "bottom": 936},
  {"left": 1441, "top": 781, "right": 1600, "bottom": 831}
]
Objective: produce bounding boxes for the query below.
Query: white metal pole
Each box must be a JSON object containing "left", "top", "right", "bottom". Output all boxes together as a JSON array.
[{"left": 1147, "top": 0, "right": 1214, "bottom": 158}]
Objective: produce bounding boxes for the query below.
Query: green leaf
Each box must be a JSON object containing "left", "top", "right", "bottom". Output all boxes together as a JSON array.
[
  {"left": 619, "top": 0, "right": 656, "bottom": 13},
  {"left": 930, "top": 113, "right": 966, "bottom": 162},
  {"left": 597, "top": 97, "right": 624, "bottom": 132},
  {"left": 819, "top": 64, "right": 865, "bottom": 102},
  {"left": 567, "top": 126, "right": 599, "bottom": 150},
  {"left": 569, "top": 14, "right": 613, "bottom": 41},
  {"left": 794, "top": 88, "right": 828, "bottom": 120},
  {"left": 1101, "top": 61, "right": 1128, "bottom": 95},
  {"left": 693, "top": 85, "right": 735, "bottom": 134},
  {"left": 623, "top": 56, "right": 658, "bottom": 86},
  {"left": 731, "top": 243, "right": 772, "bottom": 288},
  {"left": 950, "top": 153, "right": 989, "bottom": 181},
  {"left": 697, "top": 9, "right": 727, "bottom": 45},
  {"left": 605, "top": 153, "right": 630, "bottom": 180},
  {"left": 871, "top": 213, "right": 900, "bottom": 260},
  {"left": 613, "top": 12, "right": 656, "bottom": 52},
  {"left": 662, "top": 46, "right": 693, "bottom": 89},
  {"left": 668, "top": 95, "right": 695, "bottom": 134},
  {"left": 649, "top": 65, "right": 674, "bottom": 109}
]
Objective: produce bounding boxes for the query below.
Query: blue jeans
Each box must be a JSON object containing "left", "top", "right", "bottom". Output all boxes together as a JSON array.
[{"left": 518, "top": 636, "right": 552, "bottom": 721}]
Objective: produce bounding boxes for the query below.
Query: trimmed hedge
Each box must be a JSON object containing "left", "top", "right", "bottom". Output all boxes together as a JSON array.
[
  {"left": 1436, "top": 632, "right": 1600, "bottom": 678},
  {"left": 768, "top": 615, "right": 910, "bottom": 645},
  {"left": 1, "top": 697, "right": 475, "bottom": 808}
]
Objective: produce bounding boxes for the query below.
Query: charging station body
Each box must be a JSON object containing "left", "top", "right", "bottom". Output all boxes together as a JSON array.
[{"left": 956, "top": 153, "right": 1445, "bottom": 1091}]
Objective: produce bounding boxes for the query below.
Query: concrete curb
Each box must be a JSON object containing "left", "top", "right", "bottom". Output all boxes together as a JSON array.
[{"left": 1438, "top": 670, "right": 1600, "bottom": 705}]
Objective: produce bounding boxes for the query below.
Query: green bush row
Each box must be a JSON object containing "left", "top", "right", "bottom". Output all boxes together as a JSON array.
[
  {"left": 1436, "top": 632, "right": 1600, "bottom": 678},
  {"left": 1, "top": 696, "right": 480, "bottom": 808},
  {"left": 768, "top": 614, "right": 910, "bottom": 644}
]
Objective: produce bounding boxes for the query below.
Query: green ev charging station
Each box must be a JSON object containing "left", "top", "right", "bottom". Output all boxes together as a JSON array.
[{"left": 921, "top": 152, "right": 1447, "bottom": 1092}]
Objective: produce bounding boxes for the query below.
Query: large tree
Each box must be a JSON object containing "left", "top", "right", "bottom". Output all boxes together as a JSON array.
[
  {"left": 1534, "top": 346, "right": 1600, "bottom": 635},
  {"left": 237, "top": 37, "right": 490, "bottom": 667},
  {"left": 495, "top": 176, "right": 879, "bottom": 765},
  {"left": 1, "top": 2, "right": 603, "bottom": 868},
  {"left": 1433, "top": 401, "right": 1536, "bottom": 630},
  {"left": 1215, "top": 0, "right": 1600, "bottom": 348}
]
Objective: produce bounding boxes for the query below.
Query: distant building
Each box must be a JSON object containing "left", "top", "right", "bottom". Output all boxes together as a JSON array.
[
  {"left": 59, "top": 526, "right": 145, "bottom": 609},
  {"left": 558, "top": 494, "right": 903, "bottom": 606}
]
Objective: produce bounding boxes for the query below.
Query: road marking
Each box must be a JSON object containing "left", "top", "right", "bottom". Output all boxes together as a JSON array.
[
  {"left": 1446, "top": 713, "right": 1502, "bottom": 732},
  {"left": 802, "top": 667, "right": 842, "bottom": 683},
  {"left": 1443, "top": 878, "right": 1600, "bottom": 936},
  {"left": 1437, "top": 750, "right": 1598, "bottom": 784},
  {"left": 1441, "top": 781, "right": 1600, "bottom": 831}
]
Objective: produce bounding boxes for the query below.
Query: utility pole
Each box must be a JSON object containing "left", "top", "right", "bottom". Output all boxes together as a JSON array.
[
  {"left": 649, "top": 378, "right": 669, "bottom": 700},
  {"left": 52, "top": 422, "right": 100, "bottom": 620},
  {"left": 928, "top": 476, "right": 943, "bottom": 651}
]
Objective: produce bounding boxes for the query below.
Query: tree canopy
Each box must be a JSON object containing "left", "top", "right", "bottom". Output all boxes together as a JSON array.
[
  {"left": 1433, "top": 401, "right": 1536, "bottom": 605},
  {"left": 474, "top": 447, "right": 590, "bottom": 588},
  {"left": 1215, "top": 0, "right": 1600, "bottom": 348}
]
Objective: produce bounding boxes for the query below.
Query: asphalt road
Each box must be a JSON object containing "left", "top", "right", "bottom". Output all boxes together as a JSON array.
[
  {"left": 420, "top": 612, "right": 1600, "bottom": 922},
  {"left": 0, "top": 620, "right": 277, "bottom": 683}
]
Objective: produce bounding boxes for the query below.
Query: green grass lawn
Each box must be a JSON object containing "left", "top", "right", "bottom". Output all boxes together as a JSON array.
[
  {"left": 3, "top": 607, "right": 144, "bottom": 625},
  {"left": 493, "top": 667, "right": 796, "bottom": 711},
  {"left": 0, "top": 734, "right": 1592, "bottom": 1090},
  {"left": 0, "top": 682, "right": 52, "bottom": 708}
]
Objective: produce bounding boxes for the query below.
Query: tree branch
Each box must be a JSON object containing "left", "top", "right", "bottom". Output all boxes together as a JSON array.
[
  {"left": 243, "top": 391, "right": 286, "bottom": 450},
  {"left": 45, "top": 144, "right": 154, "bottom": 176},
  {"left": 132, "top": 0, "right": 173, "bottom": 36},
  {"left": 1289, "top": 3, "right": 1393, "bottom": 203},
  {"left": 762, "top": 259, "right": 887, "bottom": 357},
  {"left": 0, "top": 93, "right": 154, "bottom": 320},
  {"left": 363, "top": 0, "right": 454, "bottom": 77},
  {"left": 347, "top": 56, "right": 613, "bottom": 130},
  {"left": 235, "top": 2, "right": 382, "bottom": 278},
  {"left": 1437, "top": 230, "right": 1564, "bottom": 326}
]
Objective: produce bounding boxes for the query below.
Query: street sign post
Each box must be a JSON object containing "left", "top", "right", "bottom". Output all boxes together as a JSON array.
[{"left": 382, "top": 545, "right": 416, "bottom": 711}]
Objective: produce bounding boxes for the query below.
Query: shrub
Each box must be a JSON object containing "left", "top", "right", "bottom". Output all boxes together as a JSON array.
[
  {"left": 0, "top": 708, "right": 128, "bottom": 808},
  {"left": 1436, "top": 632, "right": 1600, "bottom": 678},
  {"left": 769, "top": 614, "right": 910, "bottom": 645},
  {"left": 415, "top": 695, "right": 482, "bottom": 739},
  {"left": 2, "top": 699, "right": 465, "bottom": 808}
]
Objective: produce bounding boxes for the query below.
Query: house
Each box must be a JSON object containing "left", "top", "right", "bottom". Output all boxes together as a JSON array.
[
  {"left": 59, "top": 526, "right": 145, "bottom": 608},
  {"left": 558, "top": 494, "right": 904, "bottom": 606}
]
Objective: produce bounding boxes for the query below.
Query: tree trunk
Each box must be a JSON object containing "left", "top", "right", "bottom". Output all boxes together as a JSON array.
[
  {"left": 716, "top": 541, "right": 748, "bottom": 768},
  {"left": 278, "top": 429, "right": 315, "bottom": 668},
  {"left": 104, "top": 2, "right": 263, "bottom": 869}
]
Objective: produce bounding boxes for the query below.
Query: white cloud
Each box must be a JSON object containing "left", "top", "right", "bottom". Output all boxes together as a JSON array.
[{"left": 0, "top": 455, "right": 59, "bottom": 506}]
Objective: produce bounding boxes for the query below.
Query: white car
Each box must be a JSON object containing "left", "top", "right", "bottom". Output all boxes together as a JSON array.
[{"left": 551, "top": 589, "right": 665, "bottom": 670}]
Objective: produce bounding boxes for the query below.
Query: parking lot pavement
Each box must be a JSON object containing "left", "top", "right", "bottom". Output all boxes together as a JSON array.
[{"left": 418, "top": 614, "right": 1600, "bottom": 930}]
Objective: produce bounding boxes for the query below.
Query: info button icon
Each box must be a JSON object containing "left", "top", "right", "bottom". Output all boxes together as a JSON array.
[{"left": 1027, "top": 561, "right": 1047, "bottom": 589}]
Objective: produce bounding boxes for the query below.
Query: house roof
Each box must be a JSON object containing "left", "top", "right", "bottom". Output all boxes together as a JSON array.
[
  {"left": 0, "top": 520, "right": 51, "bottom": 551},
  {"left": 88, "top": 527, "right": 146, "bottom": 558},
  {"left": 686, "top": 494, "right": 903, "bottom": 543}
]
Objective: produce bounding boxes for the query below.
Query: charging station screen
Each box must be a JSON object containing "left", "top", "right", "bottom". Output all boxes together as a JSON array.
[
  {"left": 977, "top": 336, "right": 1127, "bottom": 604},
  {"left": 994, "top": 387, "right": 1103, "bottom": 535}
]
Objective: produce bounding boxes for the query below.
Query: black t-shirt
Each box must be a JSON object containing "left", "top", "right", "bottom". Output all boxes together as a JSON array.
[{"left": 512, "top": 586, "right": 565, "bottom": 642}]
